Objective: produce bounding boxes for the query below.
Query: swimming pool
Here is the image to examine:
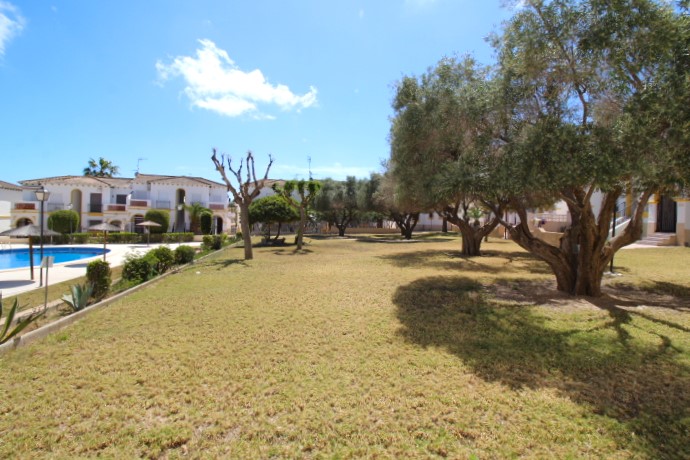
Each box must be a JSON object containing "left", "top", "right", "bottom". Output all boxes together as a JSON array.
[{"left": 0, "top": 247, "right": 109, "bottom": 270}]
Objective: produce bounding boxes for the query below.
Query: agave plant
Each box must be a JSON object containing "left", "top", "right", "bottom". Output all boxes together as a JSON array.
[
  {"left": 62, "top": 283, "right": 94, "bottom": 312},
  {"left": 0, "top": 294, "right": 44, "bottom": 345}
]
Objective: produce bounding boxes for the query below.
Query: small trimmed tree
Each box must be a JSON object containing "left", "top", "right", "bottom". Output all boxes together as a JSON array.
[
  {"left": 47, "top": 210, "right": 79, "bottom": 234},
  {"left": 273, "top": 180, "right": 321, "bottom": 250},
  {"left": 144, "top": 209, "right": 169, "bottom": 234},
  {"left": 249, "top": 195, "right": 299, "bottom": 241}
]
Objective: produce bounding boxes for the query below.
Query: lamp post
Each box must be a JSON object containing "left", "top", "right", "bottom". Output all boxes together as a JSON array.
[{"left": 35, "top": 185, "right": 51, "bottom": 286}]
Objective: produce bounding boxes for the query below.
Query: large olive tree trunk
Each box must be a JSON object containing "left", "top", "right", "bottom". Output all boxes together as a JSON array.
[
  {"left": 504, "top": 188, "right": 652, "bottom": 297},
  {"left": 440, "top": 201, "right": 505, "bottom": 256}
]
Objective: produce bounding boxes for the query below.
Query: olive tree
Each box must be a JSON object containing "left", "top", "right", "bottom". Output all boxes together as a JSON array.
[{"left": 490, "top": 0, "right": 689, "bottom": 296}]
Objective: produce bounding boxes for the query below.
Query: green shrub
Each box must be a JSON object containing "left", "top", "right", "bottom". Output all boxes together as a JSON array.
[
  {"left": 122, "top": 254, "right": 157, "bottom": 283},
  {"left": 70, "top": 233, "right": 91, "bottom": 244},
  {"left": 162, "top": 232, "right": 194, "bottom": 243},
  {"left": 47, "top": 210, "right": 80, "bottom": 234},
  {"left": 144, "top": 210, "right": 170, "bottom": 233},
  {"left": 61, "top": 283, "right": 94, "bottom": 312},
  {"left": 108, "top": 232, "right": 140, "bottom": 244},
  {"left": 86, "top": 260, "right": 111, "bottom": 300},
  {"left": 174, "top": 245, "right": 196, "bottom": 264},
  {"left": 200, "top": 211, "right": 213, "bottom": 235},
  {"left": 202, "top": 234, "right": 227, "bottom": 250},
  {"left": 150, "top": 246, "right": 174, "bottom": 273}
]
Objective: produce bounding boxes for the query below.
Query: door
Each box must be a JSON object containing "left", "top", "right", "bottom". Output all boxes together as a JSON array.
[{"left": 656, "top": 195, "right": 677, "bottom": 233}]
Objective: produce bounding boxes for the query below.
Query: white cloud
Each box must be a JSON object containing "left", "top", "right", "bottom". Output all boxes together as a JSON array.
[
  {"left": 274, "top": 163, "right": 375, "bottom": 180},
  {"left": 0, "top": 1, "right": 25, "bottom": 57},
  {"left": 156, "top": 39, "right": 318, "bottom": 119}
]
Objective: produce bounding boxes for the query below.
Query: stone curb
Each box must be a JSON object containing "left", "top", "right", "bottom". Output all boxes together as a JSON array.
[{"left": 0, "top": 247, "right": 228, "bottom": 355}]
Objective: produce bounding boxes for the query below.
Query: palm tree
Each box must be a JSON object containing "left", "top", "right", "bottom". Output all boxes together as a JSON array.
[
  {"left": 83, "top": 157, "right": 120, "bottom": 177},
  {"left": 185, "top": 202, "right": 211, "bottom": 234}
]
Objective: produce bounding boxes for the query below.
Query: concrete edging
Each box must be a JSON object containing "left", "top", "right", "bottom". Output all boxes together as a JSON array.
[{"left": 0, "top": 246, "right": 227, "bottom": 355}]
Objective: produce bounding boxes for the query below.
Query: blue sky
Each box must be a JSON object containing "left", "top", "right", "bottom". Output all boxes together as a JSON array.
[{"left": 0, "top": 1, "right": 515, "bottom": 185}]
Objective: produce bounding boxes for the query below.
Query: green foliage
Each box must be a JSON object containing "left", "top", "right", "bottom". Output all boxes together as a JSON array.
[
  {"left": 186, "top": 202, "right": 212, "bottom": 234},
  {"left": 273, "top": 179, "right": 322, "bottom": 249},
  {"left": 249, "top": 195, "right": 298, "bottom": 230},
  {"left": 83, "top": 157, "right": 120, "bottom": 177},
  {"left": 174, "top": 245, "right": 196, "bottom": 265},
  {"left": 0, "top": 294, "right": 44, "bottom": 345},
  {"left": 144, "top": 210, "right": 170, "bottom": 233},
  {"left": 150, "top": 246, "right": 174, "bottom": 273},
  {"left": 107, "top": 232, "right": 140, "bottom": 244},
  {"left": 122, "top": 254, "right": 157, "bottom": 283},
  {"left": 200, "top": 211, "right": 213, "bottom": 235},
  {"left": 162, "top": 232, "right": 194, "bottom": 243},
  {"left": 202, "top": 234, "right": 226, "bottom": 251},
  {"left": 61, "top": 283, "right": 94, "bottom": 312},
  {"left": 313, "top": 177, "right": 360, "bottom": 236},
  {"left": 69, "top": 233, "right": 91, "bottom": 244},
  {"left": 47, "top": 210, "right": 80, "bottom": 234},
  {"left": 86, "top": 260, "right": 111, "bottom": 301}
]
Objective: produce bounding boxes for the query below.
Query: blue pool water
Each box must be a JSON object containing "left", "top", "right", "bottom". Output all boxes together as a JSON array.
[{"left": 0, "top": 247, "right": 109, "bottom": 270}]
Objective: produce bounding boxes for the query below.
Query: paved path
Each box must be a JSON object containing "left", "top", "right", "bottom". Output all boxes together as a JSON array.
[{"left": 0, "top": 242, "right": 201, "bottom": 298}]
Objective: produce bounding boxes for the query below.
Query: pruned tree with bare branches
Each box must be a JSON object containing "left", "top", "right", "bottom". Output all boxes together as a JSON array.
[{"left": 211, "top": 149, "right": 274, "bottom": 260}]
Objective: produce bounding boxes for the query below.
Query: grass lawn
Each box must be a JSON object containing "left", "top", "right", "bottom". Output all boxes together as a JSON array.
[{"left": 0, "top": 234, "right": 688, "bottom": 458}]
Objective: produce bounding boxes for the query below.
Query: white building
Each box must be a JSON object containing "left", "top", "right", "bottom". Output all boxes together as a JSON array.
[
  {"left": 0, "top": 180, "right": 23, "bottom": 233},
  {"left": 12, "top": 173, "right": 237, "bottom": 234}
]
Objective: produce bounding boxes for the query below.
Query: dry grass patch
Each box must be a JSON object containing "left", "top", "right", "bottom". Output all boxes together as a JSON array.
[{"left": 0, "top": 235, "right": 688, "bottom": 458}]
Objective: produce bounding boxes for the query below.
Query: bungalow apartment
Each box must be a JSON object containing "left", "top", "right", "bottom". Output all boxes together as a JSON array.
[
  {"left": 0, "top": 180, "right": 23, "bottom": 233},
  {"left": 12, "top": 173, "right": 237, "bottom": 234}
]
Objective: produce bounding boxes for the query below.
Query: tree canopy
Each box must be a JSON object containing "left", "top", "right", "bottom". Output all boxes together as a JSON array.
[{"left": 388, "top": 0, "right": 690, "bottom": 295}]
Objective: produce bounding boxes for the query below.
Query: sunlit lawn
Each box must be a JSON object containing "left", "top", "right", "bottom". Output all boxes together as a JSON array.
[{"left": 1, "top": 234, "right": 688, "bottom": 458}]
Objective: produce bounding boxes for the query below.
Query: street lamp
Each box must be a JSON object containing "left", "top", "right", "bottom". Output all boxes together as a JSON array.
[{"left": 35, "top": 185, "right": 51, "bottom": 286}]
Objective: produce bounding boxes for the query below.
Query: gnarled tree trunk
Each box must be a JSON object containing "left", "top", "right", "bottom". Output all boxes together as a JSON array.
[
  {"left": 441, "top": 202, "right": 504, "bottom": 256},
  {"left": 505, "top": 188, "right": 652, "bottom": 297}
]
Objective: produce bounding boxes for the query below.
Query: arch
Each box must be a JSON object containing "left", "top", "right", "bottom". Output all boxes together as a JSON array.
[
  {"left": 109, "top": 220, "right": 123, "bottom": 232},
  {"left": 16, "top": 218, "right": 33, "bottom": 227},
  {"left": 176, "top": 189, "right": 186, "bottom": 232}
]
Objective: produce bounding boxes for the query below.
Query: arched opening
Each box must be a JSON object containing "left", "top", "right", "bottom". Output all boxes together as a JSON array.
[
  {"left": 214, "top": 216, "right": 223, "bottom": 234},
  {"left": 132, "top": 215, "right": 144, "bottom": 234},
  {"left": 16, "top": 218, "right": 33, "bottom": 227},
  {"left": 110, "top": 220, "right": 123, "bottom": 232},
  {"left": 176, "top": 189, "right": 186, "bottom": 232},
  {"left": 70, "top": 189, "right": 82, "bottom": 231}
]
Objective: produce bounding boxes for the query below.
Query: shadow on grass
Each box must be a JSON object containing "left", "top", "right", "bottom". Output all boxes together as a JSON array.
[
  {"left": 204, "top": 259, "right": 247, "bottom": 270},
  {"left": 611, "top": 281, "right": 690, "bottom": 301},
  {"left": 393, "top": 276, "right": 690, "bottom": 458},
  {"left": 379, "top": 249, "right": 552, "bottom": 275},
  {"left": 270, "top": 248, "right": 314, "bottom": 256}
]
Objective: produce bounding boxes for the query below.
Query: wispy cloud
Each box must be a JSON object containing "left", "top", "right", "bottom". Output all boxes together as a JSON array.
[
  {"left": 274, "top": 163, "right": 375, "bottom": 180},
  {"left": 156, "top": 39, "right": 318, "bottom": 119},
  {"left": 0, "top": 1, "right": 25, "bottom": 57}
]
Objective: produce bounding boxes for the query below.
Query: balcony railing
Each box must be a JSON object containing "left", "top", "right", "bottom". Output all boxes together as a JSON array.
[
  {"left": 89, "top": 203, "right": 103, "bottom": 213},
  {"left": 155, "top": 200, "right": 171, "bottom": 209},
  {"left": 107, "top": 204, "right": 126, "bottom": 212},
  {"left": 14, "top": 202, "right": 36, "bottom": 210},
  {"left": 209, "top": 203, "right": 226, "bottom": 211}
]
